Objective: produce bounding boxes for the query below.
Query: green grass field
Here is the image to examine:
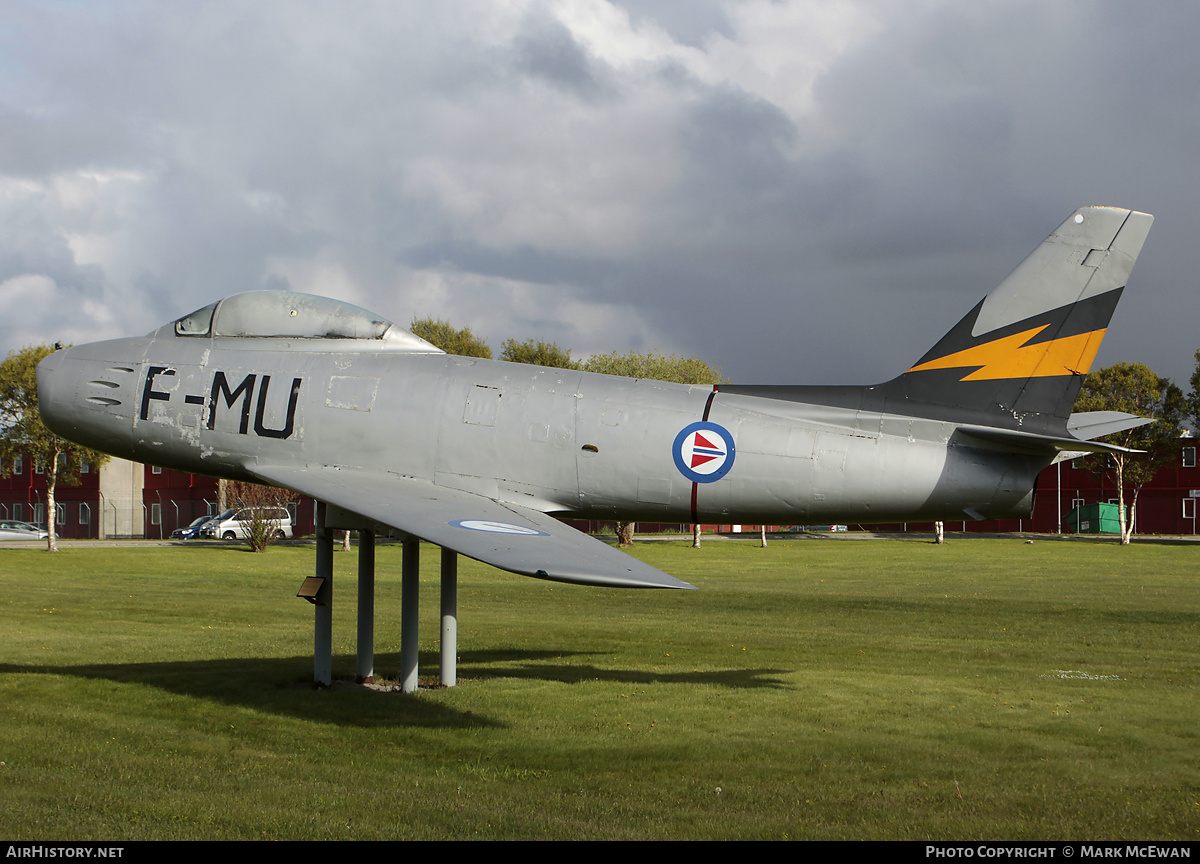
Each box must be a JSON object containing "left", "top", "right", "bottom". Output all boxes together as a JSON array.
[{"left": 1, "top": 536, "right": 1197, "bottom": 840}]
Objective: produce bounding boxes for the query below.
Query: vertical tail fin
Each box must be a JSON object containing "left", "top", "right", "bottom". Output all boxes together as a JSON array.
[{"left": 882, "top": 206, "right": 1153, "bottom": 433}]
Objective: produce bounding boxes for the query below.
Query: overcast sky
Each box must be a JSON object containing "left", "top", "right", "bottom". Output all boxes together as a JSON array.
[{"left": 2, "top": 0, "right": 1197, "bottom": 387}]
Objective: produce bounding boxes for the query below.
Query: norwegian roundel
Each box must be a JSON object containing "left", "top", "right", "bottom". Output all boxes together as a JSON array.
[{"left": 672, "top": 421, "right": 736, "bottom": 483}]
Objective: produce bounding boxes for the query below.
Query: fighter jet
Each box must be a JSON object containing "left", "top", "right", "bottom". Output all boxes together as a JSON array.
[{"left": 37, "top": 206, "right": 1153, "bottom": 590}]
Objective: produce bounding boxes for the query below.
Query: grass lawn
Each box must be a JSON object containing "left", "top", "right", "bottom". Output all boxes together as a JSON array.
[{"left": 0, "top": 536, "right": 1197, "bottom": 840}]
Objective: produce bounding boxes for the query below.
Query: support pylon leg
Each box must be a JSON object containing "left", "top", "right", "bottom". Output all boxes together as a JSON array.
[
  {"left": 356, "top": 529, "right": 375, "bottom": 683},
  {"left": 314, "top": 502, "right": 333, "bottom": 688},
  {"left": 401, "top": 539, "right": 420, "bottom": 693},
  {"left": 440, "top": 547, "right": 457, "bottom": 687}
]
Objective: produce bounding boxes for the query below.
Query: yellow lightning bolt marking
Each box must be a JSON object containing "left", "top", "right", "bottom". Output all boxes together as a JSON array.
[{"left": 906, "top": 325, "right": 1107, "bottom": 381}]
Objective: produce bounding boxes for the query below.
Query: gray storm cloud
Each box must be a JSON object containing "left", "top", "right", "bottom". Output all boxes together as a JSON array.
[{"left": 1, "top": 0, "right": 1197, "bottom": 386}]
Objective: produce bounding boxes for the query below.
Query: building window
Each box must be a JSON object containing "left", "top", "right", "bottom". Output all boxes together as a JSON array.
[
  {"left": 80, "top": 503, "right": 91, "bottom": 526},
  {"left": 1184, "top": 447, "right": 1196, "bottom": 468},
  {"left": 1072, "top": 498, "right": 1086, "bottom": 510},
  {"left": 151, "top": 465, "right": 162, "bottom": 475},
  {"left": 12, "top": 502, "right": 21, "bottom": 520},
  {"left": 34, "top": 460, "right": 43, "bottom": 475},
  {"left": 56, "top": 504, "right": 65, "bottom": 526},
  {"left": 81, "top": 460, "right": 89, "bottom": 474},
  {"left": 150, "top": 503, "right": 161, "bottom": 526},
  {"left": 34, "top": 504, "right": 44, "bottom": 524},
  {"left": 13, "top": 455, "right": 22, "bottom": 474}
]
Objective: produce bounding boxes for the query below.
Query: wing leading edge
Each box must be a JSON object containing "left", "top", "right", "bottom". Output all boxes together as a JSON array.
[{"left": 250, "top": 464, "right": 695, "bottom": 590}]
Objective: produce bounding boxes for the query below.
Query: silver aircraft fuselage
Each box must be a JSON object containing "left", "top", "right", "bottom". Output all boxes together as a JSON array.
[
  {"left": 38, "top": 332, "right": 1039, "bottom": 527},
  {"left": 36, "top": 206, "right": 1155, "bottom": 588}
]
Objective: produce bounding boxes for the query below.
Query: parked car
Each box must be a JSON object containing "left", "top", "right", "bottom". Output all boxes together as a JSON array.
[
  {"left": 0, "top": 520, "right": 48, "bottom": 541},
  {"left": 171, "top": 514, "right": 218, "bottom": 540},
  {"left": 206, "top": 507, "right": 293, "bottom": 541}
]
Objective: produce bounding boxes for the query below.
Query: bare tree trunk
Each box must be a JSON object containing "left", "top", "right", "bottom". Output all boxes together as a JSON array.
[
  {"left": 46, "top": 449, "right": 60, "bottom": 553},
  {"left": 935, "top": 521, "right": 945, "bottom": 545},
  {"left": 342, "top": 529, "right": 352, "bottom": 552},
  {"left": 1120, "top": 489, "right": 1139, "bottom": 546},
  {"left": 1116, "top": 458, "right": 1131, "bottom": 546},
  {"left": 692, "top": 523, "right": 701, "bottom": 548},
  {"left": 760, "top": 524, "right": 767, "bottom": 547},
  {"left": 616, "top": 521, "right": 634, "bottom": 547}
]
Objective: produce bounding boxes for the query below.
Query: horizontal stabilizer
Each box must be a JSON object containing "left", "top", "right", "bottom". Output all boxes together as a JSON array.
[
  {"left": 956, "top": 426, "right": 1144, "bottom": 456},
  {"left": 250, "top": 464, "right": 695, "bottom": 590},
  {"left": 1066, "top": 411, "right": 1155, "bottom": 441}
]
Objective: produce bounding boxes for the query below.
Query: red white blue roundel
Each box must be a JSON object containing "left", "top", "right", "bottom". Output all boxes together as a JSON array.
[{"left": 672, "top": 421, "right": 736, "bottom": 483}]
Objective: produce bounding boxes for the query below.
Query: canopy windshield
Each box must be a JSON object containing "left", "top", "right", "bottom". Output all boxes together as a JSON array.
[{"left": 175, "top": 292, "right": 394, "bottom": 339}]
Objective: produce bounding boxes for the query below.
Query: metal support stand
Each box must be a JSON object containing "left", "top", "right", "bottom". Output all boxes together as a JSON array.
[
  {"left": 356, "top": 529, "right": 375, "bottom": 684},
  {"left": 314, "top": 503, "right": 333, "bottom": 688},
  {"left": 401, "top": 539, "right": 420, "bottom": 693},
  {"left": 306, "top": 507, "right": 454, "bottom": 693},
  {"left": 440, "top": 547, "right": 458, "bottom": 687}
]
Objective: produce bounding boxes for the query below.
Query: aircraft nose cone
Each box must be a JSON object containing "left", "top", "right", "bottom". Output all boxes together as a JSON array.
[{"left": 35, "top": 338, "right": 145, "bottom": 458}]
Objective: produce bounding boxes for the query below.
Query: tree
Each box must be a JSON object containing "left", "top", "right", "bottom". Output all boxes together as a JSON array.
[
  {"left": 581, "top": 350, "right": 726, "bottom": 547},
  {"left": 0, "top": 345, "right": 111, "bottom": 552},
  {"left": 500, "top": 338, "right": 581, "bottom": 370},
  {"left": 582, "top": 351, "right": 722, "bottom": 384},
  {"left": 1189, "top": 347, "right": 1200, "bottom": 434},
  {"left": 1073, "top": 362, "right": 1185, "bottom": 545},
  {"left": 409, "top": 317, "right": 492, "bottom": 358},
  {"left": 225, "top": 480, "right": 296, "bottom": 552}
]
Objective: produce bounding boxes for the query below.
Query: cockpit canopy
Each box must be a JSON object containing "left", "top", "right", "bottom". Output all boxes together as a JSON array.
[{"left": 173, "top": 291, "right": 441, "bottom": 352}]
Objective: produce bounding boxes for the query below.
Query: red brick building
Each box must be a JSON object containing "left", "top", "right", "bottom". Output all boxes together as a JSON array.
[
  {"left": 1, "top": 457, "right": 316, "bottom": 539},
  {"left": 0, "top": 453, "right": 142, "bottom": 538}
]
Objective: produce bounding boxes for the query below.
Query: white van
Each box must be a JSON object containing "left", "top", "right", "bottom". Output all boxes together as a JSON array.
[{"left": 207, "top": 507, "right": 293, "bottom": 540}]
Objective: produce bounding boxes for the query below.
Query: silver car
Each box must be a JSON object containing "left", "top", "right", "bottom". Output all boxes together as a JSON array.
[
  {"left": 208, "top": 507, "right": 293, "bottom": 540},
  {"left": 0, "top": 520, "right": 48, "bottom": 541}
]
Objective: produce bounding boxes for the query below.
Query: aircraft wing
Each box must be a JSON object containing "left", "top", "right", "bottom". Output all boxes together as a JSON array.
[{"left": 249, "top": 464, "right": 695, "bottom": 590}]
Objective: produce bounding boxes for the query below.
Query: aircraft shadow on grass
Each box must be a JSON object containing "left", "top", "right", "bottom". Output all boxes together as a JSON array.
[{"left": 0, "top": 651, "right": 791, "bottom": 729}]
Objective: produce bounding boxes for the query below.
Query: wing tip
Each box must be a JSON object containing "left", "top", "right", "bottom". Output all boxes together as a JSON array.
[{"left": 531, "top": 567, "right": 696, "bottom": 590}]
